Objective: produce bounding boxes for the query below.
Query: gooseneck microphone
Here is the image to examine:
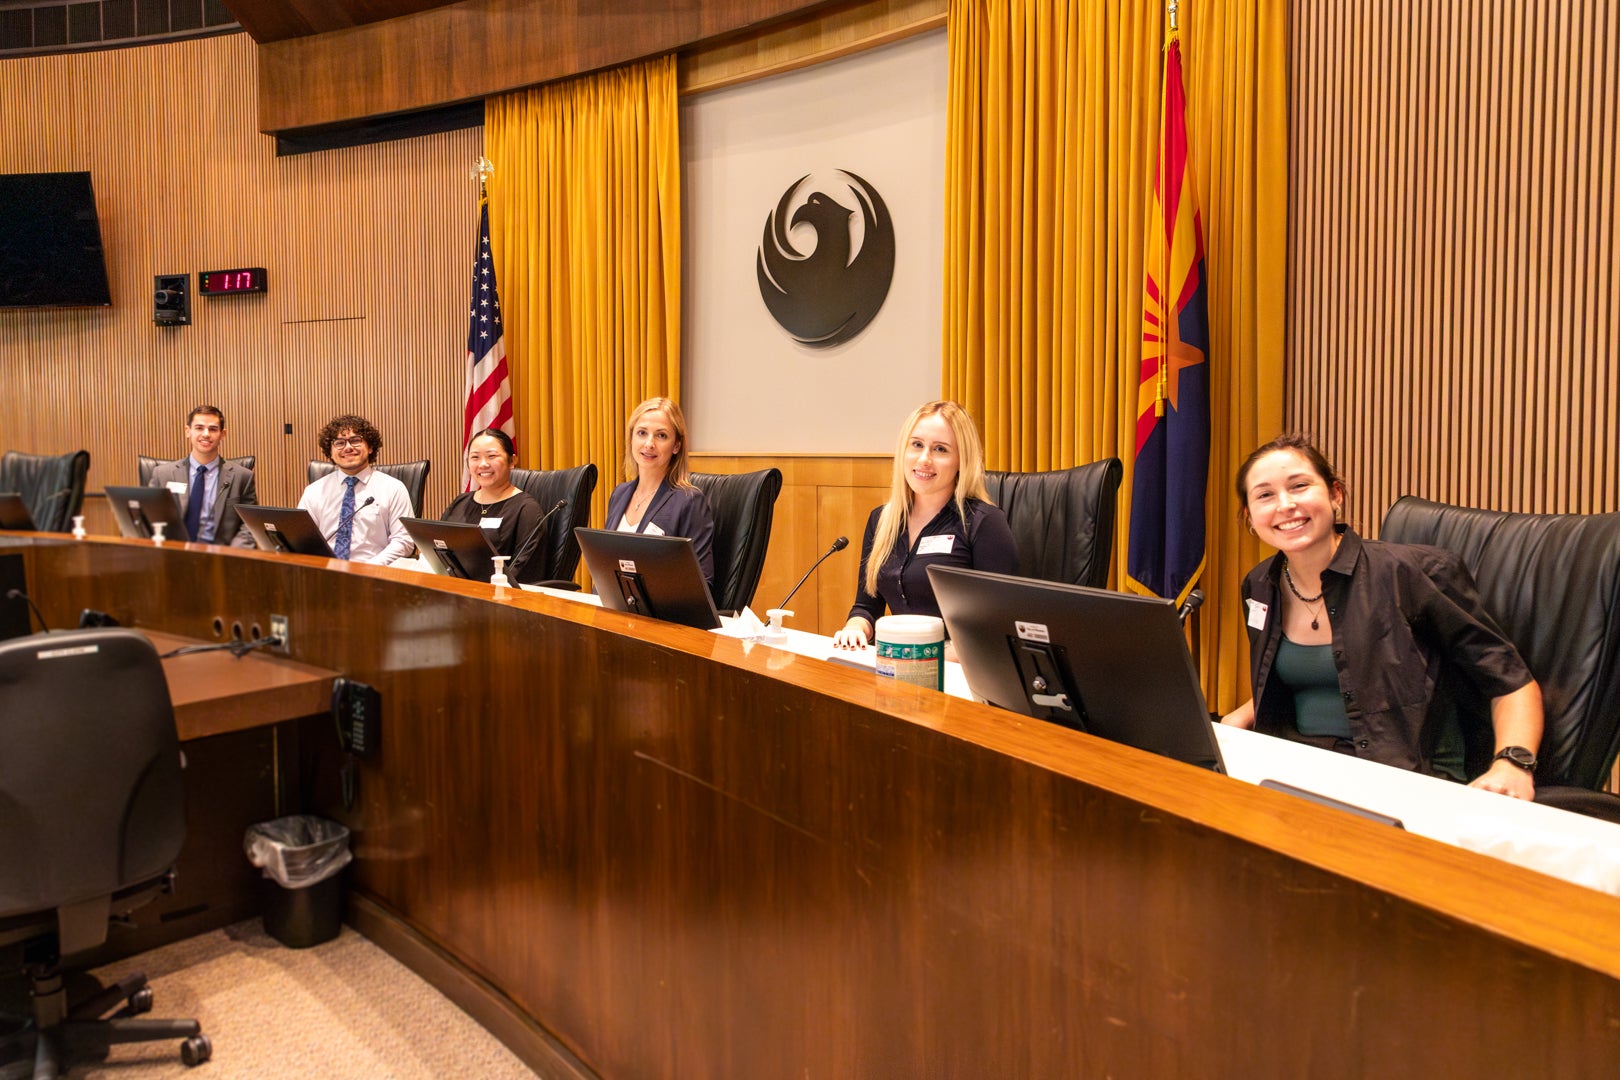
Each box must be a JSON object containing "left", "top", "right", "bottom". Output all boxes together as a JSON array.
[
  {"left": 777, "top": 536, "right": 850, "bottom": 611},
  {"left": 5, "top": 588, "right": 51, "bottom": 633},
  {"left": 322, "top": 495, "right": 376, "bottom": 543},
  {"left": 508, "top": 499, "right": 570, "bottom": 580},
  {"left": 1177, "top": 588, "right": 1205, "bottom": 626}
]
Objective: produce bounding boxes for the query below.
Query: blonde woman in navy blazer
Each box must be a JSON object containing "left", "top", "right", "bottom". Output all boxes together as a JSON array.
[{"left": 603, "top": 397, "right": 716, "bottom": 587}]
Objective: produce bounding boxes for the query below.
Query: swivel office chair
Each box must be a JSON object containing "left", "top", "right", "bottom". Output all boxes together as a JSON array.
[
  {"left": 690, "top": 468, "right": 784, "bottom": 615},
  {"left": 0, "top": 628, "right": 210, "bottom": 1076},
  {"left": 0, "top": 450, "right": 90, "bottom": 533},
  {"left": 137, "top": 454, "right": 257, "bottom": 486},
  {"left": 307, "top": 459, "right": 431, "bottom": 516},
  {"left": 983, "top": 458, "right": 1123, "bottom": 589},
  {"left": 510, "top": 463, "right": 599, "bottom": 584},
  {"left": 1382, "top": 496, "right": 1620, "bottom": 821}
]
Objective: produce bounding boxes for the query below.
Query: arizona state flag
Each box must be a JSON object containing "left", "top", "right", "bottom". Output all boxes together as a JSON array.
[{"left": 1126, "top": 30, "right": 1210, "bottom": 606}]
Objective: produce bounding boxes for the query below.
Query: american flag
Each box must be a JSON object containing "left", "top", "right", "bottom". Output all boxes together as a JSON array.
[{"left": 462, "top": 192, "right": 514, "bottom": 488}]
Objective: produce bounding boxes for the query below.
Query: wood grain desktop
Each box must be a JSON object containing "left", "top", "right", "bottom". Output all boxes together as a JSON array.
[{"left": 15, "top": 533, "right": 1620, "bottom": 1078}]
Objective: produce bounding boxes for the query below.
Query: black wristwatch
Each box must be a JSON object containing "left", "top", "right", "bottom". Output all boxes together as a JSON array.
[{"left": 1493, "top": 745, "right": 1538, "bottom": 772}]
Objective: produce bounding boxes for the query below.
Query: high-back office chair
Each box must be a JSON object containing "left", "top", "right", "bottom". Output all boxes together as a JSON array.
[
  {"left": 307, "top": 459, "right": 431, "bottom": 517},
  {"left": 510, "top": 463, "right": 599, "bottom": 582},
  {"left": 690, "top": 468, "right": 784, "bottom": 615},
  {"left": 1382, "top": 496, "right": 1620, "bottom": 821},
  {"left": 0, "top": 628, "right": 211, "bottom": 1075},
  {"left": 137, "top": 454, "right": 257, "bottom": 486},
  {"left": 983, "top": 459, "right": 1123, "bottom": 590},
  {"left": 0, "top": 449, "right": 90, "bottom": 533}
]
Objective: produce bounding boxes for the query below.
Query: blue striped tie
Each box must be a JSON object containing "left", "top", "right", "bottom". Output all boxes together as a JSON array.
[{"left": 334, "top": 475, "right": 358, "bottom": 559}]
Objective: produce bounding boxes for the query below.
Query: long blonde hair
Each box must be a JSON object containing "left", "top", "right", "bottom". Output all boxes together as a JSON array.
[
  {"left": 621, "top": 397, "right": 696, "bottom": 491},
  {"left": 864, "top": 400, "right": 991, "bottom": 596}
]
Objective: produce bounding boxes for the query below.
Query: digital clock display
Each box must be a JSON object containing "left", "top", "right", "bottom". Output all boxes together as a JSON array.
[{"left": 199, "top": 267, "right": 268, "bottom": 296}]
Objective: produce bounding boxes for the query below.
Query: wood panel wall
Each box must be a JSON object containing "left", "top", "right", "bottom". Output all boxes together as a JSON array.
[
  {"left": 1286, "top": 0, "right": 1620, "bottom": 526},
  {"left": 0, "top": 32, "right": 479, "bottom": 519}
]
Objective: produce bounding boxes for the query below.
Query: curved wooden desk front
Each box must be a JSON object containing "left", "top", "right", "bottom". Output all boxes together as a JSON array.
[{"left": 17, "top": 535, "right": 1620, "bottom": 1077}]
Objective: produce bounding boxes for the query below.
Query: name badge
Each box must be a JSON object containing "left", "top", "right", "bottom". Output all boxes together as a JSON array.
[
  {"left": 917, "top": 534, "right": 955, "bottom": 556},
  {"left": 1246, "top": 599, "right": 1269, "bottom": 630},
  {"left": 166, "top": 481, "right": 188, "bottom": 495},
  {"left": 480, "top": 517, "right": 501, "bottom": 529},
  {"left": 644, "top": 522, "right": 666, "bottom": 537}
]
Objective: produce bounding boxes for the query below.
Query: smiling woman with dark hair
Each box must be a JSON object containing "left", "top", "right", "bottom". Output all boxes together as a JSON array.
[
  {"left": 439, "top": 428, "right": 549, "bottom": 584},
  {"left": 1222, "top": 434, "right": 1544, "bottom": 799}
]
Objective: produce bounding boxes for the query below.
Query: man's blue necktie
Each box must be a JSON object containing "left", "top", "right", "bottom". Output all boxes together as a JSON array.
[
  {"left": 184, "top": 463, "right": 206, "bottom": 540},
  {"left": 334, "top": 475, "right": 358, "bottom": 559}
]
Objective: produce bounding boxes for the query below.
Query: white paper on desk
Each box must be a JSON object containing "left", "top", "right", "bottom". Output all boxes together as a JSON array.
[{"left": 716, "top": 607, "right": 764, "bottom": 639}]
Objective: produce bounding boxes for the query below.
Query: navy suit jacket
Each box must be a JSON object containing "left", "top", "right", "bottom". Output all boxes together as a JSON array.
[
  {"left": 604, "top": 478, "right": 716, "bottom": 586},
  {"left": 148, "top": 457, "right": 258, "bottom": 547}
]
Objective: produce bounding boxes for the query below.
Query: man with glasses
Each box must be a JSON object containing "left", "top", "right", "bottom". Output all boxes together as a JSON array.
[
  {"left": 148, "top": 405, "right": 258, "bottom": 546},
  {"left": 296, "top": 414, "right": 414, "bottom": 564}
]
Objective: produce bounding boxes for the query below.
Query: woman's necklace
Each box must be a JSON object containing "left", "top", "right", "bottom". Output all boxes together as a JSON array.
[{"left": 1282, "top": 562, "right": 1326, "bottom": 631}]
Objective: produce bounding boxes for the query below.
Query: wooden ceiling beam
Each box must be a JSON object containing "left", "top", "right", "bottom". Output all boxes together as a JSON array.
[{"left": 249, "top": 0, "right": 846, "bottom": 135}]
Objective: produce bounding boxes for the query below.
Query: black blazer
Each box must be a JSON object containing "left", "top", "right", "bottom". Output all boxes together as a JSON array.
[{"left": 604, "top": 478, "right": 717, "bottom": 586}]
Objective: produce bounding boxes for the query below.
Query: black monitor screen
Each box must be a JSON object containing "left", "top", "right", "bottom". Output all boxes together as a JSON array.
[
  {"left": 929, "top": 565, "right": 1224, "bottom": 773},
  {"left": 105, "top": 486, "right": 190, "bottom": 542},
  {"left": 235, "top": 506, "right": 335, "bottom": 558},
  {"left": 575, "top": 528, "right": 721, "bottom": 631},
  {"left": 0, "top": 172, "right": 113, "bottom": 308},
  {"left": 402, "top": 517, "right": 498, "bottom": 582},
  {"left": 0, "top": 494, "right": 38, "bottom": 531}
]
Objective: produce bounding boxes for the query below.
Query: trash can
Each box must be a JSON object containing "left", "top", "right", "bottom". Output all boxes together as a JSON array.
[{"left": 244, "top": 815, "right": 353, "bottom": 948}]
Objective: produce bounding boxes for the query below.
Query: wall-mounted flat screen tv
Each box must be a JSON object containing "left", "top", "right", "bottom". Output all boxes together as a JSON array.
[{"left": 0, "top": 172, "right": 113, "bottom": 308}]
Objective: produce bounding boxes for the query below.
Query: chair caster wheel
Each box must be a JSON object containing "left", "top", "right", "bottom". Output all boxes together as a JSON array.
[
  {"left": 181, "top": 1034, "right": 211, "bottom": 1066},
  {"left": 129, "top": 987, "right": 155, "bottom": 1014}
]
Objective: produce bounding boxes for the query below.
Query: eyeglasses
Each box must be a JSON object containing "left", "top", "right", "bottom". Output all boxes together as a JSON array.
[{"left": 331, "top": 437, "right": 366, "bottom": 450}]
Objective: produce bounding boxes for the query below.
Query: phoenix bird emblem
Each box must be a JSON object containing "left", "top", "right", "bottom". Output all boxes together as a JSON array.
[{"left": 756, "top": 171, "right": 895, "bottom": 347}]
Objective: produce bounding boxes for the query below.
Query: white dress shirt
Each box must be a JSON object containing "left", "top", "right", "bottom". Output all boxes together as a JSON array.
[{"left": 296, "top": 466, "right": 415, "bottom": 565}]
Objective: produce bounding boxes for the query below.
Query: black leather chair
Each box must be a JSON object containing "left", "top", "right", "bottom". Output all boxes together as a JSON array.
[
  {"left": 137, "top": 454, "right": 256, "bottom": 486},
  {"left": 0, "top": 450, "right": 90, "bottom": 533},
  {"left": 1382, "top": 496, "right": 1620, "bottom": 821},
  {"left": 307, "top": 459, "right": 431, "bottom": 517},
  {"left": 0, "top": 629, "right": 211, "bottom": 1075},
  {"left": 691, "top": 468, "right": 784, "bottom": 615},
  {"left": 510, "top": 463, "right": 599, "bottom": 583},
  {"left": 983, "top": 458, "right": 1123, "bottom": 589}
]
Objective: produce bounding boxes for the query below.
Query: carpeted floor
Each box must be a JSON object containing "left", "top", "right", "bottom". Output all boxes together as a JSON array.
[{"left": 2, "top": 921, "right": 539, "bottom": 1079}]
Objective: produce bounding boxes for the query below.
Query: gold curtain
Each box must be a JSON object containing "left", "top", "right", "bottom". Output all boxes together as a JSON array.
[
  {"left": 484, "top": 56, "right": 683, "bottom": 535},
  {"left": 942, "top": 0, "right": 1287, "bottom": 711}
]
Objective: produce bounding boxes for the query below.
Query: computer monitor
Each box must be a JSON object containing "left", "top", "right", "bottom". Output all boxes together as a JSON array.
[
  {"left": 0, "top": 494, "right": 38, "bottom": 531},
  {"left": 928, "top": 565, "right": 1225, "bottom": 773},
  {"left": 105, "top": 485, "right": 190, "bottom": 542},
  {"left": 574, "top": 527, "right": 721, "bottom": 631},
  {"left": 235, "top": 506, "right": 335, "bottom": 558},
  {"left": 402, "top": 517, "right": 499, "bottom": 582}
]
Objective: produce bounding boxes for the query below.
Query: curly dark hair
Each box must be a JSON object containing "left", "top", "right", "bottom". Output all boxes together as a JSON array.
[{"left": 318, "top": 414, "right": 382, "bottom": 464}]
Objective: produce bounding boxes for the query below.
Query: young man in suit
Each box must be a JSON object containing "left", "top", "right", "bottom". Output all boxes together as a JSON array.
[
  {"left": 148, "top": 405, "right": 258, "bottom": 546},
  {"left": 295, "top": 414, "right": 415, "bottom": 564}
]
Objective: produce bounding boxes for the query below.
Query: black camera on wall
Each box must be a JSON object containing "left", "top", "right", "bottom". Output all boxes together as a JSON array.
[{"left": 153, "top": 273, "right": 189, "bottom": 326}]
